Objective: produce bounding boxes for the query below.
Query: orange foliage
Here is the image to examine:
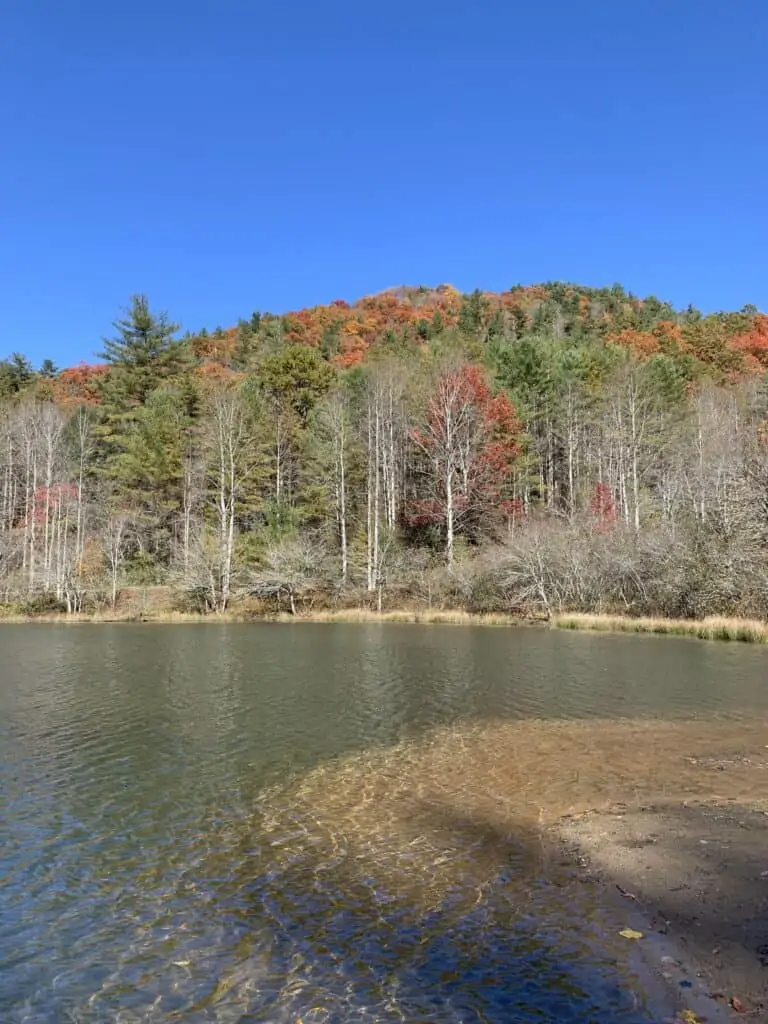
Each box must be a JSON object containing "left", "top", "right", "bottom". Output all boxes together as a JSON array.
[
  {"left": 277, "top": 286, "right": 463, "bottom": 360},
  {"left": 606, "top": 329, "right": 660, "bottom": 360},
  {"left": 193, "top": 360, "right": 243, "bottom": 388},
  {"left": 188, "top": 283, "right": 679, "bottom": 376},
  {"left": 191, "top": 328, "right": 238, "bottom": 361},
  {"left": 652, "top": 320, "right": 684, "bottom": 354},
  {"left": 335, "top": 322, "right": 367, "bottom": 368},
  {"left": 117, "top": 285, "right": 767, "bottom": 388},
  {"left": 727, "top": 314, "right": 768, "bottom": 372},
  {"left": 51, "top": 363, "right": 109, "bottom": 407}
]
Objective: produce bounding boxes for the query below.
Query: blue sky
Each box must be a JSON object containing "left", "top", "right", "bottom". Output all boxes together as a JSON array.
[{"left": 2, "top": 0, "right": 767, "bottom": 366}]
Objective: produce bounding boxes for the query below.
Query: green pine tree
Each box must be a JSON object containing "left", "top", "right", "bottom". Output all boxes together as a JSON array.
[
  {"left": 0, "top": 352, "right": 34, "bottom": 396},
  {"left": 39, "top": 358, "right": 59, "bottom": 378},
  {"left": 100, "top": 294, "right": 185, "bottom": 405}
]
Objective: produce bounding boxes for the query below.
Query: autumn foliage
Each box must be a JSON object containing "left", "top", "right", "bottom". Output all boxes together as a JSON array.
[
  {"left": 727, "top": 314, "right": 768, "bottom": 372},
  {"left": 50, "top": 363, "right": 108, "bottom": 407},
  {"left": 409, "top": 364, "right": 521, "bottom": 549},
  {"left": 3, "top": 281, "right": 768, "bottom": 617},
  {"left": 588, "top": 482, "right": 618, "bottom": 531},
  {"left": 32, "top": 483, "right": 78, "bottom": 523},
  {"left": 175, "top": 283, "right": 768, "bottom": 384}
]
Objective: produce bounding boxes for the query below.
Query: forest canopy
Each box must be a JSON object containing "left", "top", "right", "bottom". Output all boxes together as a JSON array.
[{"left": 2, "top": 281, "right": 768, "bottom": 619}]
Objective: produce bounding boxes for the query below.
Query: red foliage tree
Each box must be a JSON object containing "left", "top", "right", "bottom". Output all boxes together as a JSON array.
[
  {"left": 51, "top": 363, "right": 109, "bottom": 407},
  {"left": 31, "top": 482, "right": 78, "bottom": 524},
  {"left": 728, "top": 314, "right": 768, "bottom": 373},
  {"left": 588, "top": 482, "right": 618, "bottom": 532},
  {"left": 606, "top": 329, "right": 660, "bottom": 361},
  {"left": 410, "top": 364, "right": 520, "bottom": 560}
]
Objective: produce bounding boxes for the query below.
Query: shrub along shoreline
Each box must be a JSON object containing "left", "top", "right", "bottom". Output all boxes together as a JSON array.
[
  {"left": 1, "top": 603, "right": 767, "bottom": 643},
  {"left": 553, "top": 611, "right": 768, "bottom": 643}
]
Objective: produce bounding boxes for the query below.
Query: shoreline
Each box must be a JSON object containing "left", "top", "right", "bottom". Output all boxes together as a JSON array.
[
  {"left": 555, "top": 611, "right": 768, "bottom": 643},
  {"left": 0, "top": 608, "right": 536, "bottom": 626},
  {"left": 557, "top": 800, "right": 768, "bottom": 1019},
  {"left": 1, "top": 606, "right": 767, "bottom": 642}
]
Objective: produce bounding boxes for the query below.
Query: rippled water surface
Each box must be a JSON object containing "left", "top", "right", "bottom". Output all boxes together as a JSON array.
[{"left": 2, "top": 623, "right": 768, "bottom": 1022}]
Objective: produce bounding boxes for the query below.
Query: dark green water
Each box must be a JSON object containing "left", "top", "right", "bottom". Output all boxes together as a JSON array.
[{"left": 2, "top": 623, "right": 767, "bottom": 1023}]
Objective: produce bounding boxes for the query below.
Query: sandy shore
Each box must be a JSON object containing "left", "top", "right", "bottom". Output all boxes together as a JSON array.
[{"left": 558, "top": 802, "right": 768, "bottom": 1019}]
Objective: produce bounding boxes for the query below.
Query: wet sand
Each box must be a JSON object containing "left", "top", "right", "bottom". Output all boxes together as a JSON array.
[{"left": 559, "top": 802, "right": 768, "bottom": 1020}]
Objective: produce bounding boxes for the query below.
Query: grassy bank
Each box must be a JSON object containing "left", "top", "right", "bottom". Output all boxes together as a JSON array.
[
  {"left": 0, "top": 606, "right": 529, "bottom": 626},
  {"left": 261, "top": 608, "right": 527, "bottom": 626},
  {"left": 0, "top": 609, "right": 232, "bottom": 624},
  {"left": 554, "top": 611, "right": 768, "bottom": 643},
  {"left": 1, "top": 603, "right": 767, "bottom": 642}
]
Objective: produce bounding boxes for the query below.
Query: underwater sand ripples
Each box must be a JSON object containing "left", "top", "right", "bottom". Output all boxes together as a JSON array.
[{"left": 3, "top": 625, "right": 768, "bottom": 1020}]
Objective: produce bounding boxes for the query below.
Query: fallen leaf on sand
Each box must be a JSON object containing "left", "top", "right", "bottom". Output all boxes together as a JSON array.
[
  {"left": 619, "top": 928, "right": 644, "bottom": 940},
  {"left": 679, "top": 1010, "right": 701, "bottom": 1024}
]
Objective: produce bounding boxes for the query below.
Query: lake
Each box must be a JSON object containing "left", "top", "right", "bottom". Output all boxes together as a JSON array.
[{"left": 2, "top": 623, "right": 768, "bottom": 1022}]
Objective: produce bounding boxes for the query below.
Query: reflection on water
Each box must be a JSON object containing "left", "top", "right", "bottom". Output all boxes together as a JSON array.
[{"left": 2, "top": 624, "right": 768, "bottom": 1021}]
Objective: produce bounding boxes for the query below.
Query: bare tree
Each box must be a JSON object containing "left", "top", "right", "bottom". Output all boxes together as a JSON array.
[
  {"left": 313, "top": 386, "right": 354, "bottom": 584},
  {"left": 102, "top": 512, "right": 133, "bottom": 608},
  {"left": 38, "top": 403, "right": 68, "bottom": 593},
  {"left": 684, "top": 385, "right": 746, "bottom": 536},
  {"left": 357, "top": 360, "right": 410, "bottom": 588},
  {"left": 201, "top": 385, "right": 259, "bottom": 612},
  {"left": 248, "top": 536, "right": 322, "bottom": 615},
  {"left": 73, "top": 406, "right": 94, "bottom": 566}
]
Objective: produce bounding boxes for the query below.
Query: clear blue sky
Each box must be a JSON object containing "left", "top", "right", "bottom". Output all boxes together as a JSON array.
[{"left": 2, "top": 1, "right": 766, "bottom": 366}]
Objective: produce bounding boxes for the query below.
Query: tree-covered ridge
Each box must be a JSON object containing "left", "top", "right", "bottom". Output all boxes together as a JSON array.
[
  {"left": 6, "top": 281, "right": 765, "bottom": 406},
  {"left": 184, "top": 281, "right": 767, "bottom": 379},
  {"left": 1, "top": 281, "right": 767, "bottom": 620}
]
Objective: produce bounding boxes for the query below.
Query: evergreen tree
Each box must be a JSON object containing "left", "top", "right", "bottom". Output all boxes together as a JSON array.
[
  {"left": 108, "top": 387, "right": 192, "bottom": 516},
  {"left": 100, "top": 294, "right": 184, "bottom": 404},
  {"left": 260, "top": 345, "right": 335, "bottom": 422},
  {"left": 0, "top": 353, "right": 34, "bottom": 397},
  {"left": 459, "top": 289, "right": 489, "bottom": 336},
  {"left": 39, "top": 358, "right": 58, "bottom": 378}
]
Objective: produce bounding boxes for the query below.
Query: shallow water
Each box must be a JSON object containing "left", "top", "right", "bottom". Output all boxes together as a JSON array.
[{"left": 2, "top": 623, "right": 767, "bottom": 1022}]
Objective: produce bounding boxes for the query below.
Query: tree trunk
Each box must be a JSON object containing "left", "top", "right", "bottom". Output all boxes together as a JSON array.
[
  {"left": 445, "top": 464, "right": 454, "bottom": 563},
  {"left": 338, "top": 424, "right": 348, "bottom": 584},
  {"left": 373, "top": 398, "right": 380, "bottom": 586}
]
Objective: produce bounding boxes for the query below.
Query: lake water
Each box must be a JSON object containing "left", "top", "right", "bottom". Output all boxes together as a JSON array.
[{"left": 2, "top": 623, "right": 768, "bottom": 1023}]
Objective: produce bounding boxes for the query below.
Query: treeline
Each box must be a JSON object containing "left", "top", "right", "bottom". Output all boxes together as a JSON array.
[{"left": 1, "top": 282, "right": 768, "bottom": 618}]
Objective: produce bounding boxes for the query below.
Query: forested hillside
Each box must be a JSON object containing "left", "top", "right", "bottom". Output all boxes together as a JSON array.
[{"left": 2, "top": 281, "right": 768, "bottom": 618}]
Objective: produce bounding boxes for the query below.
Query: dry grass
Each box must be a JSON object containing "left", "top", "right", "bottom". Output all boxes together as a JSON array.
[
  {"left": 554, "top": 612, "right": 768, "bottom": 644},
  {"left": 2, "top": 601, "right": 764, "bottom": 641},
  {"left": 0, "top": 604, "right": 528, "bottom": 626},
  {"left": 0, "top": 608, "right": 254, "bottom": 625},
  {"left": 265, "top": 608, "right": 525, "bottom": 626}
]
